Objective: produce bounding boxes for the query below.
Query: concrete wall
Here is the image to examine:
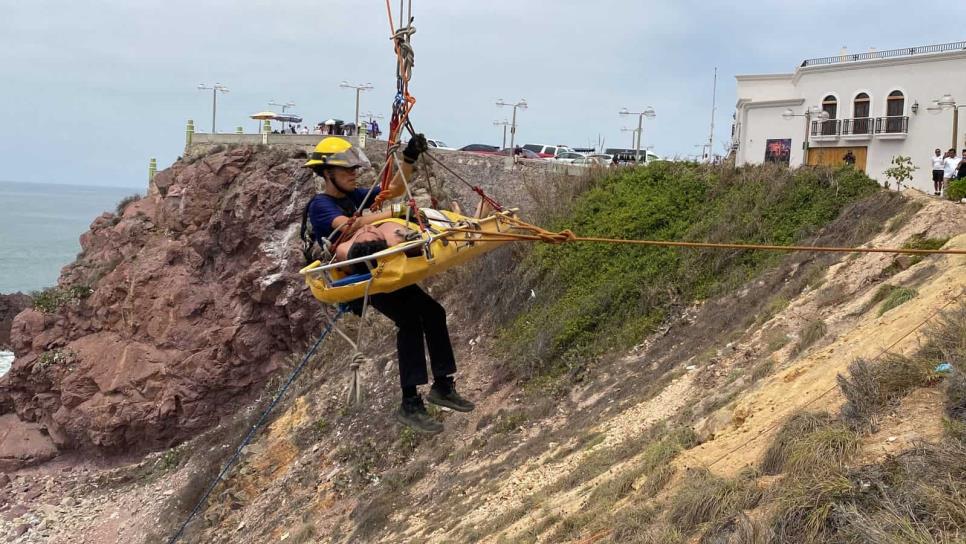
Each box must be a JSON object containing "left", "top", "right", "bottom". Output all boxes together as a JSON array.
[{"left": 735, "top": 51, "right": 966, "bottom": 192}]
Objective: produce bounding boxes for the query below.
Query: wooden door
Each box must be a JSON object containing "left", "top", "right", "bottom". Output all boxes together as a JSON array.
[{"left": 806, "top": 146, "right": 867, "bottom": 171}]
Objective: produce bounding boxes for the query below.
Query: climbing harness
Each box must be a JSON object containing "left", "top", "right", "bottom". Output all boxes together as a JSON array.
[{"left": 167, "top": 308, "right": 346, "bottom": 544}]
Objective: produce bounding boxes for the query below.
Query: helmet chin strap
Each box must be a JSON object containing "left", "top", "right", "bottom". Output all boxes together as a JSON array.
[{"left": 324, "top": 169, "right": 354, "bottom": 195}]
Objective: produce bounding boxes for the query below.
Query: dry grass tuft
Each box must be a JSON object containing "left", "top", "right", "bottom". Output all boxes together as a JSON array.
[
  {"left": 792, "top": 319, "right": 827, "bottom": 356},
  {"left": 667, "top": 468, "right": 762, "bottom": 535},
  {"left": 760, "top": 411, "right": 835, "bottom": 475},
  {"left": 878, "top": 287, "right": 918, "bottom": 316},
  {"left": 838, "top": 355, "right": 934, "bottom": 432}
]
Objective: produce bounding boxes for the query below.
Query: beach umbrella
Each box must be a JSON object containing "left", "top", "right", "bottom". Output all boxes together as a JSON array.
[
  {"left": 250, "top": 111, "right": 279, "bottom": 133},
  {"left": 273, "top": 113, "right": 303, "bottom": 124}
]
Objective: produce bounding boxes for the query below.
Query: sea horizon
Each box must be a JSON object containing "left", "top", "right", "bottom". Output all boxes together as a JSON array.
[{"left": 0, "top": 179, "right": 138, "bottom": 293}]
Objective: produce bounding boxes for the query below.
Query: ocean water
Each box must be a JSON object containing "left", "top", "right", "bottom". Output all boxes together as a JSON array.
[
  {"left": 0, "top": 351, "right": 11, "bottom": 377},
  {"left": 0, "top": 180, "right": 136, "bottom": 293}
]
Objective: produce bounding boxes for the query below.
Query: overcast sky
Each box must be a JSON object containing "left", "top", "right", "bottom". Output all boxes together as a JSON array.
[{"left": 2, "top": 0, "right": 965, "bottom": 188}]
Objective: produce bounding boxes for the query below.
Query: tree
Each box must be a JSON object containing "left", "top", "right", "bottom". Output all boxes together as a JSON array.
[{"left": 882, "top": 155, "right": 918, "bottom": 190}]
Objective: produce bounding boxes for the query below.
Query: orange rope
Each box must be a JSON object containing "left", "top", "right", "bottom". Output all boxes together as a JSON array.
[{"left": 441, "top": 221, "right": 966, "bottom": 256}]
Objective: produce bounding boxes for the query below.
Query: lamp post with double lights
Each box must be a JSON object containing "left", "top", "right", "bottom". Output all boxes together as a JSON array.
[
  {"left": 339, "top": 81, "right": 373, "bottom": 137},
  {"left": 269, "top": 100, "right": 296, "bottom": 131},
  {"left": 496, "top": 99, "right": 527, "bottom": 161},
  {"left": 781, "top": 106, "right": 829, "bottom": 165},
  {"left": 619, "top": 106, "right": 656, "bottom": 163},
  {"left": 268, "top": 100, "right": 296, "bottom": 113},
  {"left": 198, "top": 83, "right": 229, "bottom": 133},
  {"left": 930, "top": 94, "right": 966, "bottom": 150},
  {"left": 493, "top": 120, "right": 510, "bottom": 149}
]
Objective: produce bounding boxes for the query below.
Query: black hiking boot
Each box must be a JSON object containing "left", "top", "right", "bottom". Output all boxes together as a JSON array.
[
  {"left": 396, "top": 396, "right": 443, "bottom": 434},
  {"left": 427, "top": 384, "right": 475, "bottom": 413}
]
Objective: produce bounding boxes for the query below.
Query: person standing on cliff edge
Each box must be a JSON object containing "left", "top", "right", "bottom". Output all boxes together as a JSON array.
[{"left": 302, "top": 135, "right": 475, "bottom": 434}]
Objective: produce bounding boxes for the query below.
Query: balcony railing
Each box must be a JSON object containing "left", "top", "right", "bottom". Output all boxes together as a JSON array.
[
  {"left": 801, "top": 40, "right": 966, "bottom": 67},
  {"left": 842, "top": 118, "right": 874, "bottom": 136},
  {"left": 875, "top": 116, "right": 909, "bottom": 134},
  {"left": 809, "top": 116, "right": 909, "bottom": 138},
  {"left": 810, "top": 119, "right": 841, "bottom": 137}
]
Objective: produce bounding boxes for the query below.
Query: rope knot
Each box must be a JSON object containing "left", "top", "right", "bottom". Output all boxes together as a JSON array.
[{"left": 349, "top": 351, "right": 369, "bottom": 371}]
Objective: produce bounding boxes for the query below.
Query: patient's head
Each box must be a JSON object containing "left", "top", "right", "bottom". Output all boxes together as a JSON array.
[{"left": 345, "top": 239, "right": 389, "bottom": 275}]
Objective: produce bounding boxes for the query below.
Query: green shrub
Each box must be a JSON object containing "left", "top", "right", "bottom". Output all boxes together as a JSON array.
[
  {"left": 947, "top": 177, "right": 966, "bottom": 201},
  {"left": 115, "top": 193, "right": 142, "bottom": 215}
]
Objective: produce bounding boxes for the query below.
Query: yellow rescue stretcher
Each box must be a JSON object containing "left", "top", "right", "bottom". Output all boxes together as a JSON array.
[{"left": 300, "top": 208, "right": 520, "bottom": 304}]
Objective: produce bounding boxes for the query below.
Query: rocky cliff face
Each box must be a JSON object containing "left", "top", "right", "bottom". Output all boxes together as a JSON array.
[
  {"left": 0, "top": 293, "right": 31, "bottom": 350},
  {"left": 0, "top": 146, "right": 327, "bottom": 457}
]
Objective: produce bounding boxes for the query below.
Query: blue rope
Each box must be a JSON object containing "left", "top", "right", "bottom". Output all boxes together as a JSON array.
[{"left": 168, "top": 308, "right": 345, "bottom": 544}]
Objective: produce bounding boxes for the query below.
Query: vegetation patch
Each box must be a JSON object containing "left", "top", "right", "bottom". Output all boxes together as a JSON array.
[
  {"left": 115, "top": 193, "right": 142, "bottom": 215},
  {"left": 31, "top": 284, "right": 93, "bottom": 313},
  {"left": 877, "top": 287, "right": 917, "bottom": 316},
  {"left": 499, "top": 163, "right": 880, "bottom": 382}
]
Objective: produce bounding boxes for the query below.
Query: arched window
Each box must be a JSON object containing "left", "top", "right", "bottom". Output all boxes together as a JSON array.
[
  {"left": 853, "top": 93, "right": 871, "bottom": 134},
  {"left": 886, "top": 91, "right": 905, "bottom": 133},
  {"left": 821, "top": 95, "right": 838, "bottom": 135}
]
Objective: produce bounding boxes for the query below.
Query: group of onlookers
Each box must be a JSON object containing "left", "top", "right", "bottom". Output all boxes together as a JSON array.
[{"left": 930, "top": 148, "right": 966, "bottom": 196}]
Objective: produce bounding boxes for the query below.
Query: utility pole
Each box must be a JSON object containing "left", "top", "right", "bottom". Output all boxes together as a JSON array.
[
  {"left": 707, "top": 67, "right": 717, "bottom": 161},
  {"left": 198, "top": 83, "right": 229, "bottom": 133},
  {"left": 496, "top": 99, "right": 527, "bottom": 161},
  {"left": 339, "top": 81, "right": 373, "bottom": 136},
  {"left": 494, "top": 120, "right": 510, "bottom": 149}
]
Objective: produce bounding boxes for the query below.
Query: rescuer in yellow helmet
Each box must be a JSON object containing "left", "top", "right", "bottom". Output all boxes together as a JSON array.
[{"left": 302, "top": 134, "right": 474, "bottom": 434}]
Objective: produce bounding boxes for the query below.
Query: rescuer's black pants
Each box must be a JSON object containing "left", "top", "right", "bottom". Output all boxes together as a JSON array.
[{"left": 369, "top": 285, "right": 457, "bottom": 389}]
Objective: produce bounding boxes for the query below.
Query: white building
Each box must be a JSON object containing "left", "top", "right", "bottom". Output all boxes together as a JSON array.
[{"left": 733, "top": 41, "right": 966, "bottom": 192}]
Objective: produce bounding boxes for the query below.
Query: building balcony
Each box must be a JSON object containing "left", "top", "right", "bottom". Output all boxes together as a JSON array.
[
  {"left": 841, "top": 118, "right": 874, "bottom": 139},
  {"left": 809, "top": 119, "right": 841, "bottom": 141},
  {"left": 874, "top": 116, "right": 909, "bottom": 139}
]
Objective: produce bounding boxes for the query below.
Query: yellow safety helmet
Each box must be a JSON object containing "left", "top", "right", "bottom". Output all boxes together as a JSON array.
[{"left": 303, "top": 137, "right": 371, "bottom": 169}]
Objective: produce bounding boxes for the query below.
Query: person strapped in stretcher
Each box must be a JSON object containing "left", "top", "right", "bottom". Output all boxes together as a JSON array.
[{"left": 301, "top": 134, "right": 478, "bottom": 435}]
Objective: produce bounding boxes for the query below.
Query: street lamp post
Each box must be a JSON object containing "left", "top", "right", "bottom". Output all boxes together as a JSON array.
[
  {"left": 269, "top": 100, "right": 296, "bottom": 131},
  {"left": 621, "top": 127, "right": 639, "bottom": 150},
  {"left": 496, "top": 99, "right": 527, "bottom": 160},
  {"left": 619, "top": 107, "right": 656, "bottom": 163},
  {"left": 493, "top": 120, "right": 510, "bottom": 149},
  {"left": 198, "top": 83, "right": 229, "bottom": 133},
  {"left": 931, "top": 94, "right": 966, "bottom": 150},
  {"left": 339, "top": 81, "right": 373, "bottom": 138},
  {"left": 268, "top": 100, "right": 296, "bottom": 113},
  {"left": 782, "top": 106, "right": 829, "bottom": 165}
]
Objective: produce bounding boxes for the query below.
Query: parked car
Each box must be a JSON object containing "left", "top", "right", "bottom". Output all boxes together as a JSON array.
[
  {"left": 588, "top": 153, "right": 615, "bottom": 165},
  {"left": 459, "top": 144, "right": 500, "bottom": 154},
  {"left": 426, "top": 139, "right": 455, "bottom": 150},
  {"left": 522, "top": 144, "right": 575, "bottom": 159},
  {"left": 553, "top": 151, "right": 587, "bottom": 164},
  {"left": 572, "top": 156, "right": 611, "bottom": 167},
  {"left": 497, "top": 147, "right": 543, "bottom": 159}
]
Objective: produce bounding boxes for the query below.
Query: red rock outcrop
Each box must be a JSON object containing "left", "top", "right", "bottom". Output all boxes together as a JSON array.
[
  {"left": 0, "top": 293, "right": 31, "bottom": 350},
  {"left": 0, "top": 146, "right": 326, "bottom": 456}
]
